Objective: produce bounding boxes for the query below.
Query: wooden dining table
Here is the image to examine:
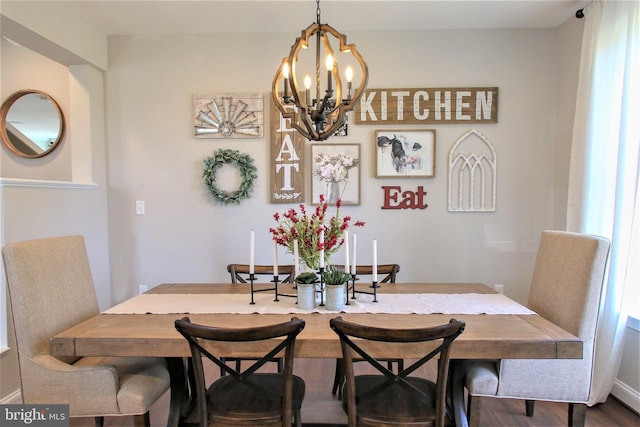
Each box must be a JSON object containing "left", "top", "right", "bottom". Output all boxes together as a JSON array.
[{"left": 50, "top": 282, "right": 582, "bottom": 427}]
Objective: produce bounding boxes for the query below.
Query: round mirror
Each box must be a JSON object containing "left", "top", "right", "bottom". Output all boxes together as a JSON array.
[{"left": 0, "top": 89, "right": 65, "bottom": 158}]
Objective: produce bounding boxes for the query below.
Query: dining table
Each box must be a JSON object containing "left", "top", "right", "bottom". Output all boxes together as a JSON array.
[{"left": 50, "top": 282, "right": 583, "bottom": 427}]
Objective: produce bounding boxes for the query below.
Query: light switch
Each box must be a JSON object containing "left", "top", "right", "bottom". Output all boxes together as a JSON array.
[{"left": 135, "top": 200, "right": 145, "bottom": 215}]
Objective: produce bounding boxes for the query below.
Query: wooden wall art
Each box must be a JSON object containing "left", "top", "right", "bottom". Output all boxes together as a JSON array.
[
  {"left": 311, "top": 143, "right": 361, "bottom": 206},
  {"left": 448, "top": 129, "right": 497, "bottom": 212},
  {"left": 355, "top": 87, "right": 498, "bottom": 125},
  {"left": 194, "top": 93, "right": 263, "bottom": 139},
  {"left": 270, "top": 98, "right": 305, "bottom": 203},
  {"left": 376, "top": 129, "right": 436, "bottom": 178}
]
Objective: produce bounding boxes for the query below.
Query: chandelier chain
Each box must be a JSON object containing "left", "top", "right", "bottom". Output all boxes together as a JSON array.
[{"left": 316, "top": 0, "right": 321, "bottom": 24}]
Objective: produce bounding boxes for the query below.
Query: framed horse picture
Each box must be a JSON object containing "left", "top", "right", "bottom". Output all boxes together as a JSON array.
[{"left": 375, "top": 129, "right": 436, "bottom": 178}]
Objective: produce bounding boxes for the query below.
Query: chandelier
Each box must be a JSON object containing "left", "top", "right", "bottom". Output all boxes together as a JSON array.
[{"left": 272, "top": 0, "right": 368, "bottom": 141}]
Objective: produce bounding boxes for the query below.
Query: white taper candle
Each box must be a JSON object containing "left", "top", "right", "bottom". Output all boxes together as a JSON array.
[
  {"left": 372, "top": 239, "right": 378, "bottom": 282},
  {"left": 319, "top": 229, "right": 325, "bottom": 268},
  {"left": 344, "top": 230, "right": 350, "bottom": 273},
  {"left": 351, "top": 234, "right": 357, "bottom": 275},
  {"left": 249, "top": 230, "right": 255, "bottom": 274},
  {"left": 293, "top": 239, "right": 300, "bottom": 278},
  {"left": 273, "top": 240, "right": 279, "bottom": 277}
]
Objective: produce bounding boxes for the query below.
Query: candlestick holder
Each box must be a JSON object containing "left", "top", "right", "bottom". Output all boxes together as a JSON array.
[
  {"left": 272, "top": 275, "right": 280, "bottom": 302},
  {"left": 346, "top": 275, "right": 379, "bottom": 303},
  {"left": 317, "top": 266, "right": 325, "bottom": 306},
  {"left": 372, "top": 281, "right": 378, "bottom": 302},
  {"left": 347, "top": 274, "right": 359, "bottom": 303},
  {"left": 248, "top": 274, "right": 296, "bottom": 305},
  {"left": 249, "top": 273, "right": 256, "bottom": 305}
]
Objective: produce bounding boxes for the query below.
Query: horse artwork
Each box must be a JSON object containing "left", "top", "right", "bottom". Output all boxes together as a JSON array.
[{"left": 376, "top": 130, "right": 436, "bottom": 178}]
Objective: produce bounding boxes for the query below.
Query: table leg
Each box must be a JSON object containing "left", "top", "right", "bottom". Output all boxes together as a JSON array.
[
  {"left": 449, "top": 359, "right": 469, "bottom": 427},
  {"left": 165, "top": 357, "right": 188, "bottom": 427}
]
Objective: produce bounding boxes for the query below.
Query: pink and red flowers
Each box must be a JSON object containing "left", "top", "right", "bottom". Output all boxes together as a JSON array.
[{"left": 269, "top": 195, "right": 365, "bottom": 269}]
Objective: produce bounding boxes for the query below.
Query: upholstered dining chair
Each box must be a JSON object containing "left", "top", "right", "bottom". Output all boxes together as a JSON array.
[
  {"left": 174, "top": 316, "right": 306, "bottom": 427},
  {"left": 330, "top": 316, "right": 465, "bottom": 427},
  {"left": 463, "top": 230, "right": 610, "bottom": 427},
  {"left": 227, "top": 263, "right": 295, "bottom": 283},
  {"left": 2, "top": 235, "right": 170, "bottom": 427},
  {"left": 331, "top": 263, "right": 402, "bottom": 397}
]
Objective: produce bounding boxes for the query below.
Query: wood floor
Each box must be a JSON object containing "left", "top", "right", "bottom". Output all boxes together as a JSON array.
[{"left": 70, "top": 358, "right": 639, "bottom": 427}]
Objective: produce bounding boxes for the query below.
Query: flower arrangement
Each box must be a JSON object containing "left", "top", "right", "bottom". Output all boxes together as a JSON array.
[
  {"left": 269, "top": 194, "right": 365, "bottom": 270},
  {"left": 313, "top": 153, "right": 360, "bottom": 183}
]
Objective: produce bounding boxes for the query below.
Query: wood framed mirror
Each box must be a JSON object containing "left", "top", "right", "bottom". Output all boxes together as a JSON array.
[{"left": 0, "top": 89, "right": 65, "bottom": 158}]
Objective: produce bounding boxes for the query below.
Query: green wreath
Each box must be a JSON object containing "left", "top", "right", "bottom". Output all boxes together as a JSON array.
[{"left": 203, "top": 149, "right": 257, "bottom": 204}]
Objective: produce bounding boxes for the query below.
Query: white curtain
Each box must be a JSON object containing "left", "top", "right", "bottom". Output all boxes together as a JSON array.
[{"left": 566, "top": 0, "right": 640, "bottom": 406}]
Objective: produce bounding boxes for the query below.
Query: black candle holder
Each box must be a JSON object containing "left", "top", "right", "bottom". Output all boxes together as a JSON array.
[
  {"left": 317, "top": 266, "right": 325, "bottom": 306},
  {"left": 249, "top": 273, "right": 256, "bottom": 305},
  {"left": 272, "top": 275, "right": 280, "bottom": 302},
  {"left": 346, "top": 274, "right": 379, "bottom": 303},
  {"left": 248, "top": 273, "right": 296, "bottom": 304}
]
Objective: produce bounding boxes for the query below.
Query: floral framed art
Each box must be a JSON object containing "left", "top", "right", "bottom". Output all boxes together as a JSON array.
[
  {"left": 311, "top": 143, "right": 361, "bottom": 205},
  {"left": 376, "top": 129, "right": 436, "bottom": 178}
]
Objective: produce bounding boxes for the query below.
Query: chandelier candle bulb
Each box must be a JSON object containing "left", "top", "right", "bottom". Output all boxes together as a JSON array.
[
  {"left": 352, "top": 234, "right": 357, "bottom": 275},
  {"left": 249, "top": 230, "right": 255, "bottom": 275},
  {"left": 326, "top": 55, "right": 333, "bottom": 93},
  {"left": 346, "top": 66, "right": 353, "bottom": 99},
  {"left": 282, "top": 63, "right": 290, "bottom": 99},
  {"left": 273, "top": 240, "right": 279, "bottom": 277},
  {"left": 372, "top": 239, "right": 378, "bottom": 282},
  {"left": 304, "top": 76, "right": 312, "bottom": 107}
]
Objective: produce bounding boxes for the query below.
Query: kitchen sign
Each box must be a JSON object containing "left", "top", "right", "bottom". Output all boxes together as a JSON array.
[{"left": 355, "top": 87, "right": 498, "bottom": 125}]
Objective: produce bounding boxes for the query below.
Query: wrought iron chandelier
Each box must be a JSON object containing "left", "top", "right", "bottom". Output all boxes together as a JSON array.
[{"left": 272, "top": 0, "right": 368, "bottom": 141}]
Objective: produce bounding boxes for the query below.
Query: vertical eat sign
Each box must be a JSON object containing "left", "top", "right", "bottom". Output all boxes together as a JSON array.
[{"left": 270, "top": 98, "right": 305, "bottom": 203}]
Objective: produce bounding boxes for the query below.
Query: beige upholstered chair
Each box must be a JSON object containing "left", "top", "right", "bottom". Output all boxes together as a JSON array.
[
  {"left": 464, "top": 230, "right": 610, "bottom": 427},
  {"left": 3, "top": 236, "right": 171, "bottom": 427}
]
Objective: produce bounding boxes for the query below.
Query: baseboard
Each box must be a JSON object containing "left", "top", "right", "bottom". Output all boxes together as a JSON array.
[
  {"left": 611, "top": 379, "right": 640, "bottom": 415},
  {"left": 0, "top": 389, "right": 21, "bottom": 404}
]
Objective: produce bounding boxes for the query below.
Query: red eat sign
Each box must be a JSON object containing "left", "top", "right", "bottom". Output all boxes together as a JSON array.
[{"left": 381, "top": 186, "right": 428, "bottom": 210}]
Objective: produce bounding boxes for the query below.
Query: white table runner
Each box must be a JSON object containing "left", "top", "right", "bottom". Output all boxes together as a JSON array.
[{"left": 104, "top": 293, "right": 535, "bottom": 315}]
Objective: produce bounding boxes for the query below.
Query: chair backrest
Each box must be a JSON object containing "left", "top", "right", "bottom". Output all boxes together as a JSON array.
[
  {"left": 3, "top": 235, "right": 99, "bottom": 363},
  {"left": 330, "top": 316, "right": 465, "bottom": 427},
  {"left": 355, "top": 263, "right": 400, "bottom": 283},
  {"left": 227, "top": 263, "right": 294, "bottom": 283},
  {"left": 175, "top": 316, "right": 305, "bottom": 426},
  {"left": 527, "top": 230, "right": 610, "bottom": 340}
]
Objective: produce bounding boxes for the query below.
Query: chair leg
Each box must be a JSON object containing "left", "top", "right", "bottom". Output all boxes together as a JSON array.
[
  {"left": 94, "top": 416, "right": 104, "bottom": 427},
  {"left": 332, "top": 358, "right": 344, "bottom": 397},
  {"left": 525, "top": 399, "right": 535, "bottom": 417},
  {"left": 133, "top": 412, "right": 150, "bottom": 427},
  {"left": 568, "top": 403, "right": 587, "bottom": 427},
  {"left": 467, "top": 395, "right": 482, "bottom": 427},
  {"left": 294, "top": 408, "right": 302, "bottom": 427}
]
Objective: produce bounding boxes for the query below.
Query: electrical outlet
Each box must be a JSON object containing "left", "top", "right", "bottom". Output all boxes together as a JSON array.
[
  {"left": 135, "top": 200, "right": 145, "bottom": 215},
  {"left": 494, "top": 284, "right": 504, "bottom": 294},
  {"left": 138, "top": 285, "right": 148, "bottom": 294}
]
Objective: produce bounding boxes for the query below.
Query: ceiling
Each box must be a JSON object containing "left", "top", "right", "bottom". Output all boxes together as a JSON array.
[{"left": 45, "top": 0, "right": 589, "bottom": 36}]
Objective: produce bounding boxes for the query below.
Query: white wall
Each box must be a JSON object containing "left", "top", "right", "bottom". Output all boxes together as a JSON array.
[
  {"left": 0, "top": 11, "right": 110, "bottom": 401},
  {"left": 105, "top": 28, "right": 565, "bottom": 305}
]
